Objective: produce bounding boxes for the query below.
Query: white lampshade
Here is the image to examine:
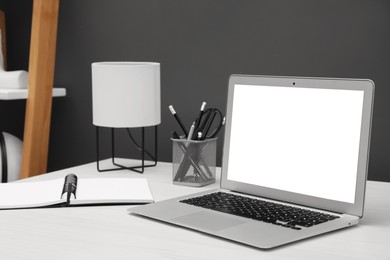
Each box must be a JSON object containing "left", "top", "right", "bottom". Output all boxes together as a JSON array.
[{"left": 92, "top": 62, "right": 161, "bottom": 128}]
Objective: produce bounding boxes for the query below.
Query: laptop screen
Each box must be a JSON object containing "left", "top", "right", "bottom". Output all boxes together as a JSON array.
[{"left": 226, "top": 83, "right": 365, "bottom": 204}]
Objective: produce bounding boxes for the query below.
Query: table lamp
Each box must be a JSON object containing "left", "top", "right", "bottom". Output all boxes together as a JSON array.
[{"left": 92, "top": 62, "right": 160, "bottom": 173}]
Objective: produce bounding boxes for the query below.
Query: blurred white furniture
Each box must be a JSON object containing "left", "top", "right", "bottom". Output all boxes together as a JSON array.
[
  {"left": 0, "top": 88, "right": 65, "bottom": 100},
  {"left": 1, "top": 158, "right": 389, "bottom": 259},
  {"left": 0, "top": 2, "right": 63, "bottom": 179}
]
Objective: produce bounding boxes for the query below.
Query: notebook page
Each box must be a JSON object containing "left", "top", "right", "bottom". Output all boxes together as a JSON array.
[
  {"left": 0, "top": 178, "right": 66, "bottom": 209},
  {"left": 72, "top": 178, "right": 154, "bottom": 205}
]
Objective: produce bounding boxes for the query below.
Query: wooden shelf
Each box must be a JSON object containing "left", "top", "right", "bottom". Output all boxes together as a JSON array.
[{"left": 0, "top": 88, "right": 66, "bottom": 100}]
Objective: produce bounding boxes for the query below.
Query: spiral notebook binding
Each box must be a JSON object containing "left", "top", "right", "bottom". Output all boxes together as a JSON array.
[{"left": 61, "top": 174, "right": 78, "bottom": 205}]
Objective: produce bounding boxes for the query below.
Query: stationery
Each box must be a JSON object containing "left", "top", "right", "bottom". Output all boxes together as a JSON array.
[
  {"left": 169, "top": 105, "right": 188, "bottom": 137},
  {"left": 0, "top": 174, "right": 154, "bottom": 209},
  {"left": 194, "top": 102, "right": 207, "bottom": 131},
  {"left": 187, "top": 122, "right": 195, "bottom": 140},
  {"left": 169, "top": 102, "right": 225, "bottom": 141},
  {"left": 169, "top": 102, "right": 225, "bottom": 186}
]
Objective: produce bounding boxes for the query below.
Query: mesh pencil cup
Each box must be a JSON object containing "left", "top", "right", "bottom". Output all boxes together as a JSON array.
[{"left": 172, "top": 137, "right": 217, "bottom": 187}]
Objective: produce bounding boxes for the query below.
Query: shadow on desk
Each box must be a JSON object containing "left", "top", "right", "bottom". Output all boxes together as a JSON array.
[
  {"left": 360, "top": 209, "right": 390, "bottom": 226},
  {"left": 360, "top": 181, "right": 390, "bottom": 226}
]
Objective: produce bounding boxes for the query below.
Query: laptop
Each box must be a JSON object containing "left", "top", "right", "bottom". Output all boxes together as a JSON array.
[{"left": 131, "top": 75, "right": 375, "bottom": 249}]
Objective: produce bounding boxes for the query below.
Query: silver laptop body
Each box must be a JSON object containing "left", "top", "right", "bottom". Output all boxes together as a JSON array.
[{"left": 131, "top": 75, "right": 375, "bottom": 249}]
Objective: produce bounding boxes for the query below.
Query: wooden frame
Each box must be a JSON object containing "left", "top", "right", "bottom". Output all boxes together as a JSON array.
[
  {"left": 0, "top": 10, "right": 7, "bottom": 69},
  {"left": 20, "top": 0, "right": 60, "bottom": 178}
]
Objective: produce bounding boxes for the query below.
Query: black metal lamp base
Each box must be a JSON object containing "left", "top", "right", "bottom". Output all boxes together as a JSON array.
[{"left": 96, "top": 126, "right": 158, "bottom": 173}]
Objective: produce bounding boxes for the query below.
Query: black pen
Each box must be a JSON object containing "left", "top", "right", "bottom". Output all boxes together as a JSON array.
[
  {"left": 192, "top": 102, "right": 207, "bottom": 139},
  {"left": 171, "top": 131, "right": 181, "bottom": 140},
  {"left": 169, "top": 105, "right": 189, "bottom": 137},
  {"left": 195, "top": 102, "right": 207, "bottom": 129},
  {"left": 196, "top": 108, "right": 212, "bottom": 137},
  {"left": 202, "top": 111, "right": 217, "bottom": 139}
]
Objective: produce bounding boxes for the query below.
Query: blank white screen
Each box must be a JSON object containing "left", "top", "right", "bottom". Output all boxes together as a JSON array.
[{"left": 227, "top": 84, "right": 364, "bottom": 203}]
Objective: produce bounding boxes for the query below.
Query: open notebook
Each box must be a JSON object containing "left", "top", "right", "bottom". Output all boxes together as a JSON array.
[{"left": 0, "top": 174, "right": 154, "bottom": 209}]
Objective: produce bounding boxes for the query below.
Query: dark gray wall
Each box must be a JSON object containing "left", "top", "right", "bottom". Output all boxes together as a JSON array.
[{"left": 0, "top": 0, "right": 389, "bottom": 181}]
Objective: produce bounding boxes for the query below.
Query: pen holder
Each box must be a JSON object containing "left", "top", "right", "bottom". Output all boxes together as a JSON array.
[{"left": 172, "top": 137, "right": 217, "bottom": 187}]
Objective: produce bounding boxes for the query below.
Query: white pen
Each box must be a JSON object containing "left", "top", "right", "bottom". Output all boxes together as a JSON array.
[{"left": 187, "top": 122, "right": 195, "bottom": 140}]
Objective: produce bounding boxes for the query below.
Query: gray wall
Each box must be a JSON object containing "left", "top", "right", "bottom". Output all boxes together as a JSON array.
[{"left": 0, "top": 0, "right": 389, "bottom": 181}]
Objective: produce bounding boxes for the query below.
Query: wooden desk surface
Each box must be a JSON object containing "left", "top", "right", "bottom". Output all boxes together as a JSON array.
[{"left": 1, "top": 159, "right": 389, "bottom": 260}]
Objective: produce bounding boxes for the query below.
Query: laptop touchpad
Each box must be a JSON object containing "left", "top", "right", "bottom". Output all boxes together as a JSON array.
[{"left": 172, "top": 211, "right": 245, "bottom": 231}]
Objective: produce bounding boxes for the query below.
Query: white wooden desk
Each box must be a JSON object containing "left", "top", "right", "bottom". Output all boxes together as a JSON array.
[{"left": 1, "top": 159, "right": 389, "bottom": 260}]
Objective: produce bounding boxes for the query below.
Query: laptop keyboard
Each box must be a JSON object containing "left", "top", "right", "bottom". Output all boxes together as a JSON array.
[{"left": 180, "top": 192, "right": 340, "bottom": 230}]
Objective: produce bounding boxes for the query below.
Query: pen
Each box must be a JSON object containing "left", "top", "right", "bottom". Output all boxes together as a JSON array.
[
  {"left": 196, "top": 109, "right": 213, "bottom": 137},
  {"left": 187, "top": 122, "right": 195, "bottom": 140},
  {"left": 195, "top": 102, "right": 207, "bottom": 130},
  {"left": 201, "top": 109, "right": 217, "bottom": 140},
  {"left": 169, "top": 105, "right": 189, "bottom": 137},
  {"left": 172, "top": 130, "right": 213, "bottom": 179},
  {"left": 171, "top": 131, "right": 181, "bottom": 140},
  {"left": 171, "top": 131, "right": 208, "bottom": 182}
]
